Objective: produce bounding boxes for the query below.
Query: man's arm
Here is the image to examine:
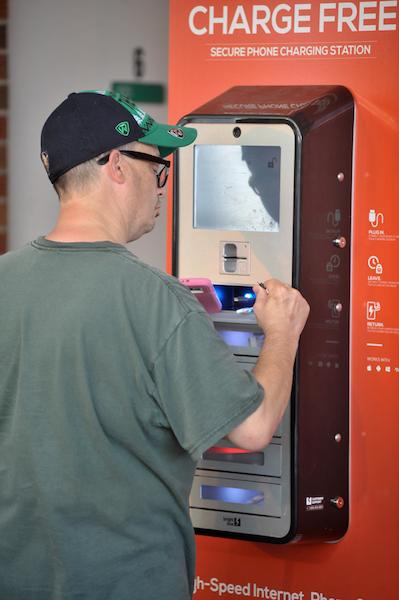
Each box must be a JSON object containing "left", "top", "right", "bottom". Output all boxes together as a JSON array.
[{"left": 227, "top": 279, "right": 310, "bottom": 451}]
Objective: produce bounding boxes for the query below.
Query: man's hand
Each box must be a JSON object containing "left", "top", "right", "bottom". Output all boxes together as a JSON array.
[
  {"left": 252, "top": 279, "right": 310, "bottom": 340},
  {"left": 227, "top": 279, "right": 310, "bottom": 451}
]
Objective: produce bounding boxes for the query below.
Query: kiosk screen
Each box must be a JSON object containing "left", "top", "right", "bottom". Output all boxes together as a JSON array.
[{"left": 194, "top": 145, "right": 281, "bottom": 233}]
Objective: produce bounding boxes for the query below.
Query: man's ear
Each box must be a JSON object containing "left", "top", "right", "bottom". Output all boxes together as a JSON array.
[{"left": 106, "top": 149, "right": 126, "bottom": 184}]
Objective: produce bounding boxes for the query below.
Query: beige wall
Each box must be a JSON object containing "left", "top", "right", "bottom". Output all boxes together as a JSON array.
[{"left": 9, "top": 0, "right": 169, "bottom": 270}]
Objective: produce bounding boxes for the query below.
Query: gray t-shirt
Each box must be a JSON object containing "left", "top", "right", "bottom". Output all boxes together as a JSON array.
[{"left": 0, "top": 238, "right": 263, "bottom": 600}]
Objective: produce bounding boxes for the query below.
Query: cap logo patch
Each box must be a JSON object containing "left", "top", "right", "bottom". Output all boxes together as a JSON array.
[
  {"left": 115, "top": 121, "right": 130, "bottom": 136},
  {"left": 168, "top": 128, "right": 184, "bottom": 139}
]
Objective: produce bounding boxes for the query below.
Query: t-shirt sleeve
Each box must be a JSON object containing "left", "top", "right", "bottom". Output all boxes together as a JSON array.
[{"left": 151, "top": 310, "right": 264, "bottom": 461}]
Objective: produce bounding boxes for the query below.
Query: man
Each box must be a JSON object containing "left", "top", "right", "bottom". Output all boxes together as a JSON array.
[{"left": 0, "top": 90, "right": 309, "bottom": 599}]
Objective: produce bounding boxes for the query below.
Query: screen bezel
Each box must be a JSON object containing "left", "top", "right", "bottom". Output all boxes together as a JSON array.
[{"left": 176, "top": 122, "right": 296, "bottom": 286}]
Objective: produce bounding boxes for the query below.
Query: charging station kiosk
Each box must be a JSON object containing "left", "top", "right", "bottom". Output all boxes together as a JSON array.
[{"left": 173, "top": 86, "right": 353, "bottom": 543}]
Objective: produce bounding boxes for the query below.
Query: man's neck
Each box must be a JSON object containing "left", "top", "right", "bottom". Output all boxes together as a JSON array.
[
  {"left": 45, "top": 227, "right": 121, "bottom": 244},
  {"left": 46, "top": 195, "right": 128, "bottom": 245}
]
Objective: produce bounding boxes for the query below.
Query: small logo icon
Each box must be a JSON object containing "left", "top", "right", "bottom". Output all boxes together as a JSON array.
[
  {"left": 326, "top": 254, "right": 341, "bottom": 273},
  {"left": 327, "top": 209, "right": 341, "bottom": 227},
  {"left": 368, "top": 255, "right": 383, "bottom": 275},
  {"left": 267, "top": 157, "right": 278, "bottom": 168},
  {"left": 168, "top": 128, "right": 184, "bottom": 138},
  {"left": 367, "top": 301, "right": 381, "bottom": 320},
  {"left": 223, "top": 516, "right": 241, "bottom": 527},
  {"left": 115, "top": 121, "right": 130, "bottom": 136},
  {"left": 368, "top": 209, "right": 384, "bottom": 228}
]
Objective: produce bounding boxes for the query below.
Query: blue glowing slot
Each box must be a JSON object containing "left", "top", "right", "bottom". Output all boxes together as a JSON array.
[
  {"left": 218, "top": 330, "right": 251, "bottom": 347},
  {"left": 200, "top": 485, "right": 264, "bottom": 505},
  {"left": 213, "top": 285, "right": 255, "bottom": 310}
]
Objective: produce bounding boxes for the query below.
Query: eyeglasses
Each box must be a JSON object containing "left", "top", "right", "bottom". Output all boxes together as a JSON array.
[{"left": 97, "top": 150, "right": 171, "bottom": 188}]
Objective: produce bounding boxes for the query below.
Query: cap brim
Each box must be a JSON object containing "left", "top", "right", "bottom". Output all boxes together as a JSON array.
[{"left": 138, "top": 122, "right": 197, "bottom": 157}]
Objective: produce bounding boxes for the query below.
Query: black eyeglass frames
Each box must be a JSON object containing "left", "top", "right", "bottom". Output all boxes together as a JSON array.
[{"left": 97, "top": 150, "right": 171, "bottom": 188}]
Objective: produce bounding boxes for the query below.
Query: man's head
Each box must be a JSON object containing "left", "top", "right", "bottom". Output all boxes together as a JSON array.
[
  {"left": 40, "top": 90, "right": 197, "bottom": 193},
  {"left": 40, "top": 91, "right": 197, "bottom": 242}
]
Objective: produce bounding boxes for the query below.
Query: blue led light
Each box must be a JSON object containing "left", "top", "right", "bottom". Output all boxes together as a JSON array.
[
  {"left": 201, "top": 485, "right": 264, "bottom": 505},
  {"left": 214, "top": 285, "right": 224, "bottom": 303},
  {"left": 244, "top": 292, "right": 255, "bottom": 300}
]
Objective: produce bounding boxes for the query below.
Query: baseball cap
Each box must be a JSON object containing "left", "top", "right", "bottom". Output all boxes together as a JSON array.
[{"left": 40, "top": 90, "right": 197, "bottom": 184}]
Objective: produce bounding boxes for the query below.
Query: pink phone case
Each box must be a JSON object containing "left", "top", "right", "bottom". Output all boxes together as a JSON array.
[{"left": 179, "top": 278, "right": 222, "bottom": 313}]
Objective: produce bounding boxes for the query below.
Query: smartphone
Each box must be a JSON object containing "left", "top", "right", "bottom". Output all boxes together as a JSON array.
[{"left": 179, "top": 277, "right": 222, "bottom": 313}]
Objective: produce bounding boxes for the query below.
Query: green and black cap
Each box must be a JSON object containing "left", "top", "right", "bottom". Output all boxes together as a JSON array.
[{"left": 40, "top": 90, "right": 197, "bottom": 184}]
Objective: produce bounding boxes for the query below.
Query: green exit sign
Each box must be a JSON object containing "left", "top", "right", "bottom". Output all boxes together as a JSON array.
[{"left": 112, "top": 82, "right": 165, "bottom": 104}]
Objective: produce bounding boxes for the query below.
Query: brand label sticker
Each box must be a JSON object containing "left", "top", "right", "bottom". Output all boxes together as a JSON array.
[
  {"left": 306, "top": 496, "right": 325, "bottom": 511},
  {"left": 168, "top": 128, "right": 184, "bottom": 138}
]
